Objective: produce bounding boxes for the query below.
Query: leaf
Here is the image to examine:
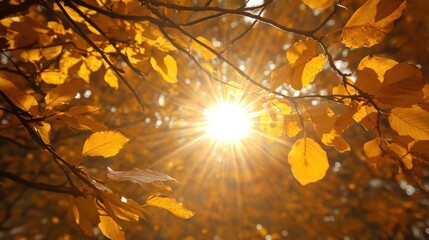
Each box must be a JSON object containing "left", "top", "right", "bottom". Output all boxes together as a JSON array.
[
  {"left": 375, "top": 63, "right": 424, "bottom": 108},
  {"left": 31, "top": 122, "right": 51, "bottom": 145},
  {"left": 99, "top": 191, "right": 144, "bottom": 221},
  {"left": 190, "top": 36, "right": 216, "bottom": 60},
  {"left": 98, "top": 215, "right": 125, "bottom": 240},
  {"left": 353, "top": 104, "right": 378, "bottom": 130},
  {"left": 342, "top": 0, "right": 406, "bottom": 48},
  {"left": 332, "top": 78, "right": 357, "bottom": 104},
  {"left": 364, "top": 138, "right": 382, "bottom": 158},
  {"left": 284, "top": 114, "right": 303, "bottom": 138},
  {"left": 270, "top": 99, "right": 292, "bottom": 115},
  {"left": 107, "top": 168, "right": 177, "bottom": 191},
  {"left": 0, "top": 78, "right": 38, "bottom": 111},
  {"left": 389, "top": 105, "right": 429, "bottom": 140},
  {"left": 258, "top": 109, "right": 283, "bottom": 143},
  {"left": 150, "top": 54, "right": 177, "bottom": 83},
  {"left": 41, "top": 70, "right": 66, "bottom": 85},
  {"left": 146, "top": 196, "right": 194, "bottom": 219},
  {"left": 45, "top": 79, "right": 86, "bottom": 107},
  {"left": 357, "top": 55, "right": 398, "bottom": 82},
  {"left": 41, "top": 45, "right": 62, "bottom": 61},
  {"left": 302, "top": 0, "right": 334, "bottom": 9},
  {"left": 388, "top": 143, "right": 413, "bottom": 169},
  {"left": 85, "top": 55, "right": 103, "bottom": 72},
  {"left": 104, "top": 68, "right": 119, "bottom": 89},
  {"left": 288, "top": 137, "right": 329, "bottom": 185},
  {"left": 69, "top": 196, "right": 99, "bottom": 237},
  {"left": 272, "top": 38, "right": 326, "bottom": 90},
  {"left": 82, "top": 131, "right": 129, "bottom": 157}
]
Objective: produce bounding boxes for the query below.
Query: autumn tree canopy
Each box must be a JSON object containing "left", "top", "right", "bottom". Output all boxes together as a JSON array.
[{"left": 1, "top": 0, "right": 429, "bottom": 239}]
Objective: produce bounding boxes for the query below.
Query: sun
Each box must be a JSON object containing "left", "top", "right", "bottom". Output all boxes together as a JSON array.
[{"left": 205, "top": 101, "right": 252, "bottom": 142}]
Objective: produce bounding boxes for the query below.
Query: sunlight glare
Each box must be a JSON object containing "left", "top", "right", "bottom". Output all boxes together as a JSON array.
[{"left": 205, "top": 102, "right": 251, "bottom": 142}]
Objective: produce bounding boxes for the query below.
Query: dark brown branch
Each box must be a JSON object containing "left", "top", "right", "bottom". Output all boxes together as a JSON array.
[{"left": 0, "top": 170, "right": 81, "bottom": 195}]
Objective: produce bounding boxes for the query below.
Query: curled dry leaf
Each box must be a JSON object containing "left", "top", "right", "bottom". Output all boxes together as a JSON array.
[{"left": 107, "top": 167, "right": 178, "bottom": 191}]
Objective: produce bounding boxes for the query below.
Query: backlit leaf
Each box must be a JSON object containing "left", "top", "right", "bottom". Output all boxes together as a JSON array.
[
  {"left": 98, "top": 215, "right": 125, "bottom": 240},
  {"left": 41, "top": 70, "right": 66, "bottom": 85},
  {"left": 190, "top": 36, "right": 216, "bottom": 60},
  {"left": 353, "top": 104, "right": 378, "bottom": 130},
  {"left": 389, "top": 105, "right": 429, "bottom": 140},
  {"left": 69, "top": 196, "right": 99, "bottom": 237},
  {"left": 273, "top": 38, "right": 326, "bottom": 90},
  {"left": 104, "top": 68, "right": 119, "bottom": 89},
  {"left": 31, "top": 122, "right": 51, "bottom": 145},
  {"left": 302, "top": 0, "right": 334, "bottom": 9},
  {"left": 45, "top": 79, "right": 86, "bottom": 107},
  {"left": 99, "top": 191, "right": 144, "bottom": 221},
  {"left": 288, "top": 137, "right": 329, "bottom": 185},
  {"left": 146, "top": 196, "right": 194, "bottom": 219},
  {"left": 85, "top": 55, "right": 103, "bottom": 72},
  {"left": 342, "top": 0, "right": 406, "bottom": 48},
  {"left": 82, "top": 131, "right": 129, "bottom": 157},
  {"left": 150, "top": 54, "right": 177, "bottom": 83},
  {"left": 375, "top": 63, "right": 424, "bottom": 108},
  {"left": 41, "top": 45, "right": 62, "bottom": 61},
  {"left": 0, "top": 78, "right": 38, "bottom": 111}
]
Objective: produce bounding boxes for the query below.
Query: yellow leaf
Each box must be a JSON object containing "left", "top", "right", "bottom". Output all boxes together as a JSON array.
[
  {"left": 0, "top": 78, "right": 38, "bottom": 111},
  {"left": 85, "top": 55, "right": 103, "bottom": 72},
  {"left": 59, "top": 51, "right": 82, "bottom": 75},
  {"left": 389, "top": 105, "right": 429, "bottom": 140},
  {"left": 284, "top": 114, "right": 303, "bottom": 138},
  {"left": 375, "top": 63, "right": 424, "bottom": 108},
  {"left": 258, "top": 109, "right": 283, "bottom": 143},
  {"left": 70, "top": 196, "right": 99, "bottom": 237},
  {"left": 150, "top": 54, "right": 177, "bottom": 83},
  {"left": 146, "top": 196, "right": 194, "bottom": 219},
  {"left": 353, "top": 104, "right": 378, "bottom": 130},
  {"left": 190, "top": 36, "right": 216, "bottom": 60},
  {"left": 342, "top": 0, "right": 406, "bottom": 48},
  {"left": 270, "top": 99, "right": 292, "bottom": 115},
  {"left": 332, "top": 79, "right": 357, "bottom": 105},
  {"left": 104, "top": 68, "right": 119, "bottom": 89},
  {"left": 78, "top": 62, "right": 91, "bottom": 83},
  {"left": 288, "top": 137, "right": 329, "bottom": 185},
  {"left": 98, "top": 215, "right": 125, "bottom": 240},
  {"left": 31, "top": 122, "right": 51, "bottom": 145},
  {"left": 388, "top": 143, "right": 413, "bottom": 169},
  {"left": 82, "top": 131, "right": 129, "bottom": 157},
  {"left": 41, "top": 45, "right": 63, "bottom": 61},
  {"left": 302, "top": 0, "right": 334, "bottom": 9},
  {"left": 364, "top": 138, "right": 382, "bottom": 158},
  {"left": 322, "top": 130, "right": 350, "bottom": 152},
  {"left": 357, "top": 55, "right": 398, "bottom": 82},
  {"left": 41, "top": 70, "right": 66, "bottom": 85},
  {"left": 45, "top": 79, "right": 85, "bottom": 107},
  {"left": 20, "top": 49, "right": 41, "bottom": 62},
  {"left": 99, "top": 191, "right": 144, "bottom": 221},
  {"left": 286, "top": 38, "right": 318, "bottom": 66},
  {"left": 276, "top": 38, "right": 326, "bottom": 90}
]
